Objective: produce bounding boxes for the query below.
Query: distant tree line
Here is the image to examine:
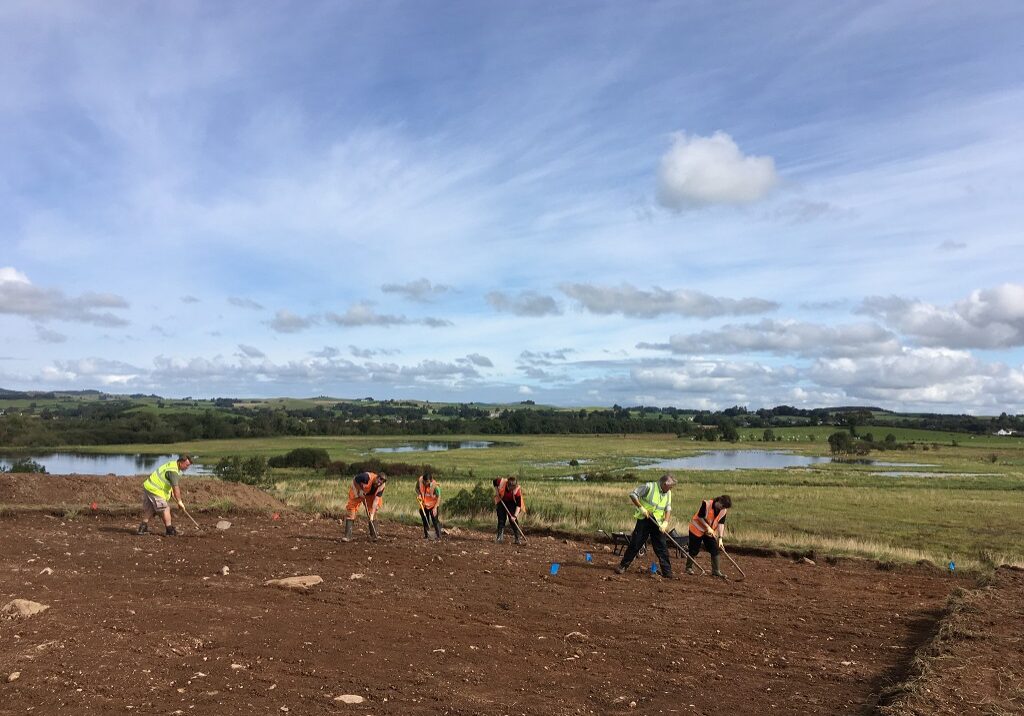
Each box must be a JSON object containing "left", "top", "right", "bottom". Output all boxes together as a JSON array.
[{"left": 0, "top": 391, "right": 1021, "bottom": 447}]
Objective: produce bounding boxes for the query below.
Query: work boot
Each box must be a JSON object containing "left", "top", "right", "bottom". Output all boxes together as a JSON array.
[
  {"left": 136, "top": 522, "right": 148, "bottom": 536},
  {"left": 343, "top": 519, "right": 353, "bottom": 542},
  {"left": 685, "top": 564, "right": 695, "bottom": 575},
  {"left": 514, "top": 534, "right": 522, "bottom": 545},
  {"left": 711, "top": 553, "right": 725, "bottom": 578},
  {"left": 434, "top": 523, "right": 442, "bottom": 540},
  {"left": 614, "top": 564, "right": 627, "bottom": 575},
  {"left": 496, "top": 526, "right": 505, "bottom": 543},
  {"left": 165, "top": 525, "right": 178, "bottom": 537},
  {"left": 423, "top": 529, "right": 430, "bottom": 539}
]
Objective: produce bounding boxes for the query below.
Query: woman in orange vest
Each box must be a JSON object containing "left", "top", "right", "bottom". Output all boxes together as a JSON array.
[
  {"left": 686, "top": 495, "right": 732, "bottom": 578},
  {"left": 342, "top": 471, "right": 387, "bottom": 541},
  {"left": 416, "top": 470, "right": 442, "bottom": 540},
  {"left": 492, "top": 476, "right": 524, "bottom": 544}
]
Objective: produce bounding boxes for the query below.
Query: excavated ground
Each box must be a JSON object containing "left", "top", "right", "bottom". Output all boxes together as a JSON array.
[{"left": 0, "top": 475, "right": 1009, "bottom": 715}]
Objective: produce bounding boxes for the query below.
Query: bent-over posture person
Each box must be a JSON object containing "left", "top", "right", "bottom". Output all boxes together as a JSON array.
[
  {"left": 343, "top": 471, "right": 387, "bottom": 541},
  {"left": 137, "top": 454, "right": 193, "bottom": 536},
  {"left": 615, "top": 473, "right": 676, "bottom": 578},
  {"left": 686, "top": 495, "right": 731, "bottom": 578},
  {"left": 416, "top": 471, "right": 442, "bottom": 539},
  {"left": 492, "top": 476, "right": 524, "bottom": 544}
]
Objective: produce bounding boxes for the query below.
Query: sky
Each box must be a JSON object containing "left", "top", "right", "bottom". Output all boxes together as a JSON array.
[{"left": 1, "top": 1, "right": 1023, "bottom": 413}]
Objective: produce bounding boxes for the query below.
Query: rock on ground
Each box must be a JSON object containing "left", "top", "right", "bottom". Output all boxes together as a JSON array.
[
  {"left": 264, "top": 575, "right": 323, "bottom": 591},
  {"left": 334, "top": 694, "right": 365, "bottom": 704},
  {"left": 216, "top": 520, "right": 232, "bottom": 530},
  {"left": 2, "top": 599, "right": 49, "bottom": 619}
]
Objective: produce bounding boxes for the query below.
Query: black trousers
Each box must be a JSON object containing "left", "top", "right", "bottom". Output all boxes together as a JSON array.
[
  {"left": 688, "top": 533, "right": 720, "bottom": 558},
  {"left": 618, "top": 518, "right": 673, "bottom": 576},
  {"left": 496, "top": 502, "right": 520, "bottom": 531},
  {"left": 420, "top": 507, "right": 440, "bottom": 534}
]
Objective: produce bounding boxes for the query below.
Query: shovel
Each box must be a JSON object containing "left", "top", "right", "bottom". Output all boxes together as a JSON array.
[
  {"left": 362, "top": 499, "right": 379, "bottom": 541},
  {"left": 719, "top": 542, "right": 746, "bottom": 581},
  {"left": 659, "top": 524, "right": 706, "bottom": 576},
  {"left": 500, "top": 501, "right": 528, "bottom": 544},
  {"left": 178, "top": 503, "right": 203, "bottom": 532}
]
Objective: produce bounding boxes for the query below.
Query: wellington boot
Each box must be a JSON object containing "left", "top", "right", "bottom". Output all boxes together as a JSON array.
[
  {"left": 495, "top": 526, "right": 505, "bottom": 543},
  {"left": 342, "top": 519, "right": 354, "bottom": 542},
  {"left": 136, "top": 522, "right": 148, "bottom": 536},
  {"left": 711, "top": 553, "right": 725, "bottom": 578},
  {"left": 434, "top": 523, "right": 442, "bottom": 540}
]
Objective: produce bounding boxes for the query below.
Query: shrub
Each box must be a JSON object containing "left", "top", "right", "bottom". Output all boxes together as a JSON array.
[
  {"left": 214, "top": 455, "right": 271, "bottom": 488},
  {"left": 267, "top": 447, "right": 331, "bottom": 469},
  {"left": 323, "top": 460, "right": 435, "bottom": 478},
  {"left": 446, "top": 482, "right": 495, "bottom": 517},
  {"left": 2, "top": 458, "right": 48, "bottom": 473}
]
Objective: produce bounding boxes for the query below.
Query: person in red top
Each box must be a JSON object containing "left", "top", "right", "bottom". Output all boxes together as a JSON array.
[
  {"left": 416, "top": 470, "right": 442, "bottom": 540},
  {"left": 686, "top": 495, "right": 732, "bottom": 578},
  {"left": 342, "top": 471, "right": 387, "bottom": 541},
  {"left": 492, "top": 476, "right": 524, "bottom": 544}
]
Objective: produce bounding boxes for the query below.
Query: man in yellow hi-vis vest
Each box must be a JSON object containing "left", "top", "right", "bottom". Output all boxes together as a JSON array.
[
  {"left": 614, "top": 473, "right": 676, "bottom": 578},
  {"left": 137, "top": 454, "right": 193, "bottom": 536}
]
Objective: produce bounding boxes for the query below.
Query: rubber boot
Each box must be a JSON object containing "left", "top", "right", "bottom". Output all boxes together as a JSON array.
[
  {"left": 165, "top": 525, "right": 178, "bottom": 537},
  {"left": 434, "top": 522, "right": 442, "bottom": 540},
  {"left": 711, "top": 553, "right": 725, "bottom": 578},
  {"left": 496, "top": 525, "right": 505, "bottom": 543},
  {"left": 685, "top": 555, "right": 695, "bottom": 575},
  {"left": 514, "top": 533, "right": 522, "bottom": 545},
  {"left": 343, "top": 519, "right": 353, "bottom": 542},
  {"left": 136, "top": 522, "right": 148, "bottom": 536}
]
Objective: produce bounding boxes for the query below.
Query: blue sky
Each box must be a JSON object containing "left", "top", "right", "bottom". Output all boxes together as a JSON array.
[{"left": 2, "top": 1, "right": 1023, "bottom": 412}]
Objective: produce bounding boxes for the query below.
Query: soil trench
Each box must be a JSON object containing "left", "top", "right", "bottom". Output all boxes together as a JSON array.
[{"left": 1, "top": 504, "right": 961, "bottom": 715}]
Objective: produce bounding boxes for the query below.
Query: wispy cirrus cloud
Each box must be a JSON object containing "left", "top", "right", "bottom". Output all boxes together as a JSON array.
[{"left": 560, "top": 283, "right": 778, "bottom": 319}]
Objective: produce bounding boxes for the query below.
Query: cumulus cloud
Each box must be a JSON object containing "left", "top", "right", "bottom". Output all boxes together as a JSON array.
[
  {"left": 43, "top": 358, "right": 143, "bottom": 386},
  {"left": 236, "top": 344, "right": 265, "bottom": 359},
  {"left": 349, "top": 345, "right": 401, "bottom": 359},
  {"left": 266, "top": 309, "right": 314, "bottom": 333},
  {"left": 228, "top": 296, "right": 264, "bottom": 310},
  {"left": 858, "top": 284, "right": 1024, "bottom": 348},
  {"left": 560, "top": 283, "right": 778, "bottom": 318},
  {"left": 656, "top": 131, "right": 778, "bottom": 210},
  {"left": 380, "top": 278, "right": 453, "bottom": 303},
  {"left": 0, "top": 266, "right": 129, "bottom": 326},
  {"left": 465, "top": 353, "right": 494, "bottom": 367},
  {"left": 325, "top": 302, "right": 452, "bottom": 328},
  {"left": 312, "top": 346, "right": 340, "bottom": 358},
  {"left": 656, "top": 319, "right": 901, "bottom": 358},
  {"left": 486, "top": 291, "right": 561, "bottom": 317},
  {"left": 632, "top": 359, "right": 794, "bottom": 397}
]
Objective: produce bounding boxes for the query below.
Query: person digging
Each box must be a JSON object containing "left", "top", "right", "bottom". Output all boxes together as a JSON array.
[
  {"left": 492, "top": 476, "right": 525, "bottom": 544},
  {"left": 416, "top": 470, "right": 442, "bottom": 540},
  {"left": 614, "top": 474, "right": 676, "bottom": 578},
  {"left": 685, "top": 495, "right": 732, "bottom": 578},
  {"left": 342, "top": 471, "right": 387, "bottom": 541},
  {"left": 137, "top": 454, "right": 193, "bottom": 536}
]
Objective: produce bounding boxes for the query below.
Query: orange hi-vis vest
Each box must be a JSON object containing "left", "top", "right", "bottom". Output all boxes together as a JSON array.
[
  {"left": 417, "top": 476, "right": 439, "bottom": 509},
  {"left": 357, "top": 472, "right": 382, "bottom": 497},
  {"left": 689, "top": 499, "right": 727, "bottom": 537},
  {"left": 494, "top": 478, "right": 525, "bottom": 513}
]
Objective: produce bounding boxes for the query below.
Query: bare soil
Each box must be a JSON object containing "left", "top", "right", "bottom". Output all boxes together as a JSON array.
[{"left": 0, "top": 475, "right": 1007, "bottom": 715}]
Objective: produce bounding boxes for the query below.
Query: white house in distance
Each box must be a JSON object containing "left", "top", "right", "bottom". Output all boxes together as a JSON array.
[{"left": 995, "top": 429, "right": 1016, "bottom": 436}]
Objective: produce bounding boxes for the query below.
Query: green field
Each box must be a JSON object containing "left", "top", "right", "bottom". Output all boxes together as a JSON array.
[{"left": 59, "top": 430, "right": 1024, "bottom": 572}]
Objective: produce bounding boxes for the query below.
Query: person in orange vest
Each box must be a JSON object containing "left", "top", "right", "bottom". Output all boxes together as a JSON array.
[
  {"left": 492, "top": 476, "right": 524, "bottom": 544},
  {"left": 342, "top": 471, "right": 387, "bottom": 541},
  {"left": 416, "top": 470, "right": 442, "bottom": 540},
  {"left": 685, "top": 495, "right": 732, "bottom": 578}
]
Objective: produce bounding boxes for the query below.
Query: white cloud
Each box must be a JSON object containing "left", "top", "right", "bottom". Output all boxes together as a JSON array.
[
  {"left": 859, "top": 284, "right": 1024, "bottom": 348},
  {"left": 380, "top": 278, "right": 453, "bottom": 303},
  {"left": 35, "top": 325, "right": 67, "bottom": 343},
  {"left": 657, "top": 319, "right": 901, "bottom": 358},
  {"left": 236, "top": 344, "right": 265, "bottom": 359},
  {"left": 228, "top": 296, "right": 264, "bottom": 310},
  {"left": 0, "top": 267, "right": 129, "bottom": 326},
  {"left": 486, "top": 291, "right": 561, "bottom": 317},
  {"left": 266, "top": 309, "right": 314, "bottom": 333},
  {"left": 465, "top": 353, "right": 493, "bottom": 368},
  {"left": 656, "top": 131, "right": 778, "bottom": 210},
  {"left": 517, "top": 385, "right": 534, "bottom": 395},
  {"left": 325, "top": 302, "right": 452, "bottom": 328},
  {"left": 560, "top": 283, "right": 778, "bottom": 318}
]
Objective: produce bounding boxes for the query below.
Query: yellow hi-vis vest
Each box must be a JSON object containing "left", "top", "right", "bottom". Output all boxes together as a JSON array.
[
  {"left": 143, "top": 459, "right": 179, "bottom": 500},
  {"left": 633, "top": 481, "right": 671, "bottom": 523}
]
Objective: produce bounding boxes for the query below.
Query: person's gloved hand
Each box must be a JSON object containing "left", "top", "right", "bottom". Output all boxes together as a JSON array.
[{"left": 176, "top": 499, "right": 185, "bottom": 509}]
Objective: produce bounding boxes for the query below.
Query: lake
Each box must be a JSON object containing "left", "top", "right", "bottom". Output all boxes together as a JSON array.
[
  {"left": 370, "top": 441, "right": 496, "bottom": 453},
  {"left": 0, "top": 453, "right": 211, "bottom": 476},
  {"left": 638, "top": 450, "right": 937, "bottom": 471}
]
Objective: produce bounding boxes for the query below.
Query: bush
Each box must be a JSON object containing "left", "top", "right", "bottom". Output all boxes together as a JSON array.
[
  {"left": 214, "top": 455, "right": 270, "bottom": 488},
  {"left": 267, "top": 447, "right": 331, "bottom": 469},
  {"left": 446, "top": 481, "right": 496, "bottom": 517},
  {"left": 323, "top": 460, "right": 435, "bottom": 478},
  {"left": 2, "top": 458, "right": 48, "bottom": 473}
]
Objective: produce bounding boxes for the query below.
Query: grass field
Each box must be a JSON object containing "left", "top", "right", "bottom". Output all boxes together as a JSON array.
[{"left": 47, "top": 430, "right": 1024, "bottom": 572}]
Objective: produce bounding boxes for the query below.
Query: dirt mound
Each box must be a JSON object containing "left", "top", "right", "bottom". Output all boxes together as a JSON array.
[
  {"left": 878, "top": 566, "right": 1024, "bottom": 715},
  {"left": 0, "top": 512, "right": 965, "bottom": 714},
  {"left": 0, "top": 474, "right": 285, "bottom": 513}
]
